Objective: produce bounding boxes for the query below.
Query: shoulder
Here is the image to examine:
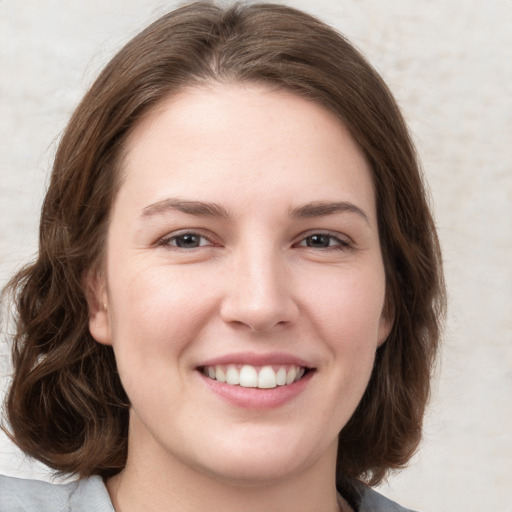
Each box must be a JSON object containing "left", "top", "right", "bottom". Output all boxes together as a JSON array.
[
  {"left": 0, "top": 474, "right": 114, "bottom": 512},
  {"left": 349, "top": 480, "right": 418, "bottom": 512}
]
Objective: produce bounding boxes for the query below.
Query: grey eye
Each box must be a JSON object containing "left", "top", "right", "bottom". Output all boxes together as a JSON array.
[{"left": 172, "top": 234, "right": 204, "bottom": 248}]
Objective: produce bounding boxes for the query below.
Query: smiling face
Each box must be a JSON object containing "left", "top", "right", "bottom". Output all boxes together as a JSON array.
[{"left": 87, "top": 83, "right": 391, "bottom": 487}]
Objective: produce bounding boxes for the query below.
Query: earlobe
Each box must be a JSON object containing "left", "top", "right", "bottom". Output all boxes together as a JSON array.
[
  {"left": 377, "top": 298, "right": 394, "bottom": 347},
  {"left": 377, "top": 315, "right": 393, "bottom": 347},
  {"left": 84, "top": 269, "right": 112, "bottom": 346}
]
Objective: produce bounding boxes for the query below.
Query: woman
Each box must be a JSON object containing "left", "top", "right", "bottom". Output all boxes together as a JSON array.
[{"left": 1, "top": 2, "right": 445, "bottom": 511}]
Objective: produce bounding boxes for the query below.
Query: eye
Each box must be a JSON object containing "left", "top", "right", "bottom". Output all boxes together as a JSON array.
[
  {"left": 296, "top": 233, "right": 349, "bottom": 249},
  {"left": 159, "top": 232, "right": 212, "bottom": 249}
]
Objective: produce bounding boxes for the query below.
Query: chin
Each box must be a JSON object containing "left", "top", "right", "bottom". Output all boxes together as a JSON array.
[
  {"left": 199, "top": 457, "right": 305, "bottom": 487},
  {"left": 190, "top": 434, "right": 333, "bottom": 487}
]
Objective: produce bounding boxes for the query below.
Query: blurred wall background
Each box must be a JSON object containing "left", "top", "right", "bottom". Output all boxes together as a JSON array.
[{"left": 1, "top": 1, "right": 511, "bottom": 510}]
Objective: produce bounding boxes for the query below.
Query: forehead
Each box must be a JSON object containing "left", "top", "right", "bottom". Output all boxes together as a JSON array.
[{"left": 117, "top": 82, "right": 376, "bottom": 219}]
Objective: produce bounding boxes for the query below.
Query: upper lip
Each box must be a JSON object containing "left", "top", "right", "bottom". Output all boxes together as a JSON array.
[{"left": 197, "top": 351, "right": 314, "bottom": 369}]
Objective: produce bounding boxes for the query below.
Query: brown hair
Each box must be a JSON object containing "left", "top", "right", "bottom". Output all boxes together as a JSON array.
[{"left": 3, "top": 1, "right": 445, "bottom": 488}]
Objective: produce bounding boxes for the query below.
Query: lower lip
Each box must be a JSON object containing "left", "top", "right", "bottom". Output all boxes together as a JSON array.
[{"left": 199, "top": 371, "right": 313, "bottom": 410}]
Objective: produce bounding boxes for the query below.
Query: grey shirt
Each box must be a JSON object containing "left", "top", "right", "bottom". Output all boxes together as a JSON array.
[{"left": 0, "top": 474, "right": 416, "bottom": 511}]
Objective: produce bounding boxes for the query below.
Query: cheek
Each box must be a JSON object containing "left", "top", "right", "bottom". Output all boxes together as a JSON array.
[
  {"left": 299, "top": 263, "right": 386, "bottom": 382},
  {"left": 301, "top": 263, "right": 386, "bottom": 337},
  {"left": 296, "top": 268, "right": 384, "bottom": 433},
  {"left": 112, "top": 261, "right": 216, "bottom": 324},
  {"left": 106, "top": 264, "right": 219, "bottom": 380}
]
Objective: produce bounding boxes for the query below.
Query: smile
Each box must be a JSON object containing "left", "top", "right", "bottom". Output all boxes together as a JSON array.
[{"left": 200, "top": 364, "right": 308, "bottom": 389}]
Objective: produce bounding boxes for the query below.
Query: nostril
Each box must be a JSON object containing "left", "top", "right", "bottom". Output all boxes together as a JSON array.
[
  {"left": 219, "top": 269, "right": 299, "bottom": 332},
  {"left": 220, "top": 305, "right": 296, "bottom": 333}
]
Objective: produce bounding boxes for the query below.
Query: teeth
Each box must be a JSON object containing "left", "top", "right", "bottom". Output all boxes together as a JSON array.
[
  {"left": 203, "top": 364, "right": 307, "bottom": 389},
  {"left": 239, "top": 365, "right": 258, "bottom": 387},
  {"left": 276, "top": 367, "right": 287, "bottom": 386},
  {"left": 225, "top": 365, "right": 240, "bottom": 385},
  {"left": 258, "top": 365, "right": 277, "bottom": 388},
  {"left": 216, "top": 366, "right": 226, "bottom": 383},
  {"left": 286, "top": 367, "right": 297, "bottom": 385}
]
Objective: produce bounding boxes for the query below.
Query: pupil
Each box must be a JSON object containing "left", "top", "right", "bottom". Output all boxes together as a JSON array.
[
  {"left": 177, "top": 234, "right": 199, "bottom": 248},
  {"left": 307, "top": 234, "right": 329, "bottom": 247}
]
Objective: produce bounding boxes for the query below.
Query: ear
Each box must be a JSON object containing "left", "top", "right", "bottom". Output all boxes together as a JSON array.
[
  {"left": 84, "top": 268, "right": 112, "bottom": 346},
  {"left": 377, "top": 297, "right": 394, "bottom": 347},
  {"left": 377, "top": 314, "right": 393, "bottom": 347}
]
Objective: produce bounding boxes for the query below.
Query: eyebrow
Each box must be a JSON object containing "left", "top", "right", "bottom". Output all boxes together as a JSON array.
[
  {"left": 291, "top": 201, "right": 371, "bottom": 225},
  {"left": 141, "top": 198, "right": 230, "bottom": 218},
  {"left": 141, "top": 198, "right": 370, "bottom": 225}
]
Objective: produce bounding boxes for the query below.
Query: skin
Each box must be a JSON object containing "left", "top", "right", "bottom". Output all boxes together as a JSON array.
[{"left": 87, "top": 83, "right": 392, "bottom": 512}]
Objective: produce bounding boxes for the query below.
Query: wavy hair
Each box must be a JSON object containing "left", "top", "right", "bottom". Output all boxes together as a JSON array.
[{"left": 3, "top": 1, "right": 445, "bottom": 488}]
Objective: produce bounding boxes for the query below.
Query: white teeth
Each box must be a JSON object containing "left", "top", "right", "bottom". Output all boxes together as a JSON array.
[
  {"left": 276, "top": 367, "right": 287, "bottom": 386},
  {"left": 204, "top": 364, "right": 307, "bottom": 388},
  {"left": 225, "top": 365, "right": 240, "bottom": 385},
  {"left": 215, "top": 366, "right": 226, "bottom": 383},
  {"left": 258, "top": 366, "right": 277, "bottom": 389},
  {"left": 239, "top": 365, "right": 258, "bottom": 387}
]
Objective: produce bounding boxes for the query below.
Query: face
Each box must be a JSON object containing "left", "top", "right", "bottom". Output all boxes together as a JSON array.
[{"left": 88, "top": 83, "right": 391, "bottom": 485}]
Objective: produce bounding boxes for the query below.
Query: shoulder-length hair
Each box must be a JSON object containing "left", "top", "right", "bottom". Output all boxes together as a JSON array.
[{"left": 3, "top": 1, "right": 445, "bottom": 488}]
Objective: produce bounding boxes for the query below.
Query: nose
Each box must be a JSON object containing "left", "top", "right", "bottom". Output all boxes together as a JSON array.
[{"left": 220, "top": 247, "right": 299, "bottom": 333}]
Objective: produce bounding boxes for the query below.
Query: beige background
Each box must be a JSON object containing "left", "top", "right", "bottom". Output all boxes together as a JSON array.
[{"left": 1, "top": 1, "right": 511, "bottom": 510}]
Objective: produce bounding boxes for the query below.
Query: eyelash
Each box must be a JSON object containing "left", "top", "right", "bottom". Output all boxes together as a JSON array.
[
  {"left": 295, "top": 232, "right": 351, "bottom": 250},
  {"left": 157, "top": 230, "right": 352, "bottom": 251},
  {"left": 157, "top": 231, "right": 215, "bottom": 249}
]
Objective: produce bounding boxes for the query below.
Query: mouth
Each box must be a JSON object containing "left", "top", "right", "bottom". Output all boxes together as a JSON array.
[{"left": 198, "top": 364, "right": 312, "bottom": 389}]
